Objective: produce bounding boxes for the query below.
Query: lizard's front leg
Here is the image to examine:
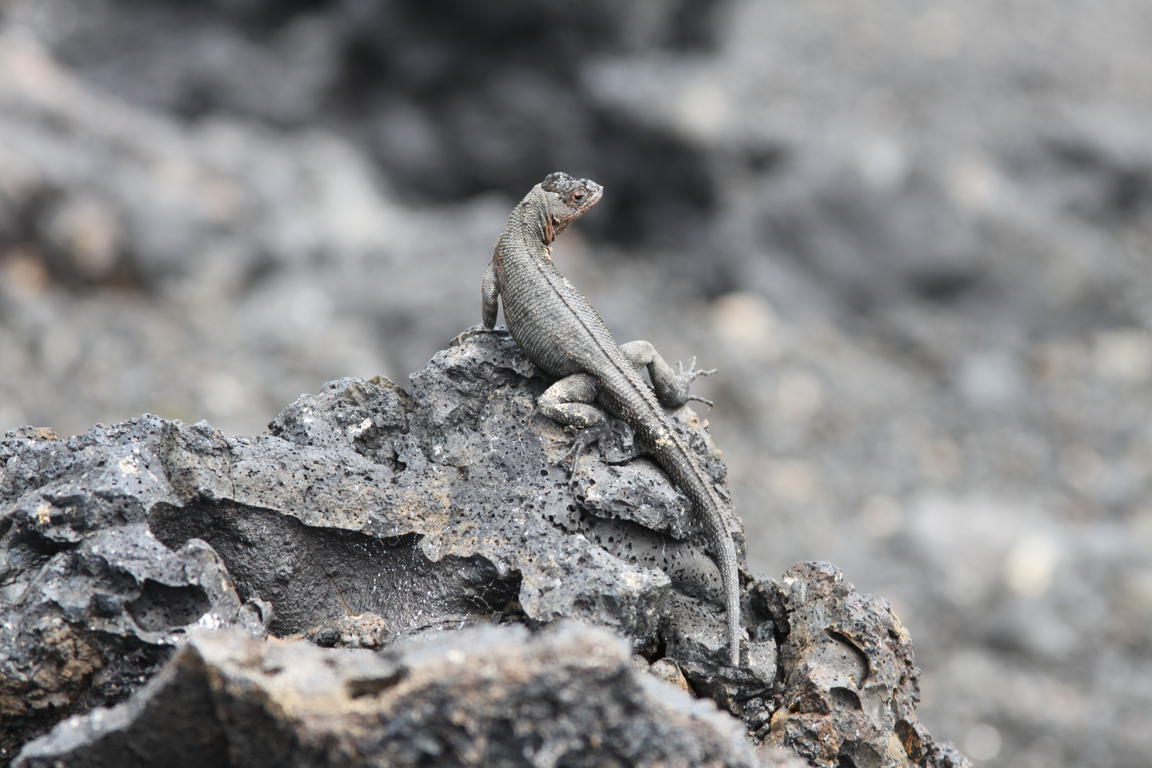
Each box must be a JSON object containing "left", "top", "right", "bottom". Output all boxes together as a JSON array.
[
  {"left": 538, "top": 373, "right": 610, "bottom": 468},
  {"left": 620, "top": 340, "right": 716, "bottom": 408},
  {"left": 452, "top": 262, "right": 509, "bottom": 345}
]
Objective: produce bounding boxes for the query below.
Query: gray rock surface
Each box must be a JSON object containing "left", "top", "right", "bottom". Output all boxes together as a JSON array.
[
  {"left": 0, "top": 423, "right": 268, "bottom": 758},
  {"left": 2, "top": 2, "right": 1149, "bottom": 766},
  {"left": 14, "top": 625, "right": 771, "bottom": 768},
  {"left": 759, "top": 563, "right": 969, "bottom": 768},
  {"left": 2, "top": 336, "right": 964, "bottom": 766}
]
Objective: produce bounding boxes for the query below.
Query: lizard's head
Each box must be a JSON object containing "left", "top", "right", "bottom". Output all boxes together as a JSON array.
[{"left": 537, "top": 171, "right": 603, "bottom": 241}]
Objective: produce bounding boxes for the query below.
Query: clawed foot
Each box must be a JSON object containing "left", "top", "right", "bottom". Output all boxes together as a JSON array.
[
  {"left": 451, "top": 325, "right": 509, "bottom": 347},
  {"left": 678, "top": 356, "right": 717, "bottom": 408},
  {"left": 678, "top": 355, "right": 717, "bottom": 380},
  {"left": 555, "top": 422, "right": 611, "bottom": 473}
]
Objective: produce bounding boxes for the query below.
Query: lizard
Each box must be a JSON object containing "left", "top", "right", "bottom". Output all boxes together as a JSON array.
[{"left": 464, "top": 171, "right": 743, "bottom": 665}]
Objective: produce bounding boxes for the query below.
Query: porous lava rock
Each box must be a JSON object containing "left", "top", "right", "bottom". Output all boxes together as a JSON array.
[{"left": 2, "top": 335, "right": 967, "bottom": 766}]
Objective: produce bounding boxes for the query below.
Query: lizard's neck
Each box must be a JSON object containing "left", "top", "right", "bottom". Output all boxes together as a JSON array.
[
  {"left": 498, "top": 231, "right": 552, "bottom": 268},
  {"left": 500, "top": 198, "right": 557, "bottom": 263}
]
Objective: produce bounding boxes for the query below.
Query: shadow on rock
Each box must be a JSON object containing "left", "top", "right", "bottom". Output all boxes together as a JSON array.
[{"left": 2, "top": 335, "right": 968, "bottom": 766}]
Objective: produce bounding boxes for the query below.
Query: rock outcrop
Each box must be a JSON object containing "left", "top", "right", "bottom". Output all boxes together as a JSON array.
[
  {"left": 2, "top": 335, "right": 967, "bottom": 766},
  {"left": 16, "top": 625, "right": 777, "bottom": 768}
]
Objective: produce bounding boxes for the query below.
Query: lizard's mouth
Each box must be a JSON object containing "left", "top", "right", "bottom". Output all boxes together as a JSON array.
[
  {"left": 579, "top": 181, "right": 604, "bottom": 209},
  {"left": 563, "top": 179, "right": 603, "bottom": 212},
  {"left": 541, "top": 173, "right": 604, "bottom": 243}
]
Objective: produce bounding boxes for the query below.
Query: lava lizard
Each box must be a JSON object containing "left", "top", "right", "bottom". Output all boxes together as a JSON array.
[{"left": 465, "top": 171, "right": 743, "bottom": 665}]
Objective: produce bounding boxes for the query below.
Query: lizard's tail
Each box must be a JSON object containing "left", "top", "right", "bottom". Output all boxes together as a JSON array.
[
  {"left": 651, "top": 437, "right": 743, "bottom": 666},
  {"left": 606, "top": 364, "right": 743, "bottom": 665}
]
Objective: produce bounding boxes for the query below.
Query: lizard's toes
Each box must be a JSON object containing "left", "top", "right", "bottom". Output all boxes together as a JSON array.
[
  {"left": 678, "top": 356, "right": 717, "bottom": 381},
  {"left": 554, "top": 423, "right": 609, "bottom": 472},
  {"left": 451, "top": 325, "right": 509, "bottom": 347}
]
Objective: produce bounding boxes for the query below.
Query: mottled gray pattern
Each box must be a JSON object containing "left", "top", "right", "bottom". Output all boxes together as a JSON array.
[
  {"left": 482, "top": 173, "right": 744, "bottom": 665},
  {"left": 2, "top": 341, "right": 967, "bottom": 765},
  {"left": 15, "top": 625, "right": 772, "bottom": 768}
]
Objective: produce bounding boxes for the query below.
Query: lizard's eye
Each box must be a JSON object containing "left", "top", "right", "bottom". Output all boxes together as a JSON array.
[{"left": 571, "top": 190, "right": 586, "bottom": 203}]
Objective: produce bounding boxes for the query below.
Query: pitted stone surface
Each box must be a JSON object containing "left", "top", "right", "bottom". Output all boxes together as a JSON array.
[
  {"left": 2, "top": 337, "right": 967, "bottom": 765},
  {"left": 14, "top": 625, "right": 772, "bottom": 768},
  {"left": 1, "top": 334, "right": 737, "bottom": 755}
]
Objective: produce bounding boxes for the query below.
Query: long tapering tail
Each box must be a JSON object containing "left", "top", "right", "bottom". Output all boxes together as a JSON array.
[
  {"left": 650, "top": 432, "right": 743, "bottom": 666},
  {"left": 599, "top": 361, "right": 743, "bottom": 664}
]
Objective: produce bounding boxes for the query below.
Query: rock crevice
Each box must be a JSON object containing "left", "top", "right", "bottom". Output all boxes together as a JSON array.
[{"left": 1, "top": 336, "right": 967, "bottom": 766}]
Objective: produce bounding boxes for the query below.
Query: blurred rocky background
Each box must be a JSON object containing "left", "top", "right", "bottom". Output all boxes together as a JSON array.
[{"left": 0, "top": 1, "right": 1149, "bottom": 766}]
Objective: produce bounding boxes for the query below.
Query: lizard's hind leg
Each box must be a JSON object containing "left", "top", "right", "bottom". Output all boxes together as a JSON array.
[
  {"left": 620, "top": 340, "right": 716, "bottom": 408},
  {"left": 538, "top": 373, "right": 609, "bottom": 470}
]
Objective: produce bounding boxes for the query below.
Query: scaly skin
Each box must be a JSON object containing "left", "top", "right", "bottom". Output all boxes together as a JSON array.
[{"left": 475, "top": 171, "right": 743, "bottom": 665}]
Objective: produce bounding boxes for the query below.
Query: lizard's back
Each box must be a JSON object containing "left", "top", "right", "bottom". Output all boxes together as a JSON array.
[{"left": 497, "top": 240, "right": 630, "bottom": 384}]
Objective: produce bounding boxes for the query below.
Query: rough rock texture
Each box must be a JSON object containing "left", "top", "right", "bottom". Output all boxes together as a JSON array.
[
  {"left": 2, "top": 337, "right": 965, "bottom": 766},
  {"left": 0, "top": 426, "right": 269, "bottom": 757},
  {"left": 759, "top": 563, "right": 969, "bottom": 768},
  {"left": 14, "top": 625, "right": 770, "bottom": 768},
  {"left": 4, "top": 2, "right": 1149, "bottom": 766}
]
